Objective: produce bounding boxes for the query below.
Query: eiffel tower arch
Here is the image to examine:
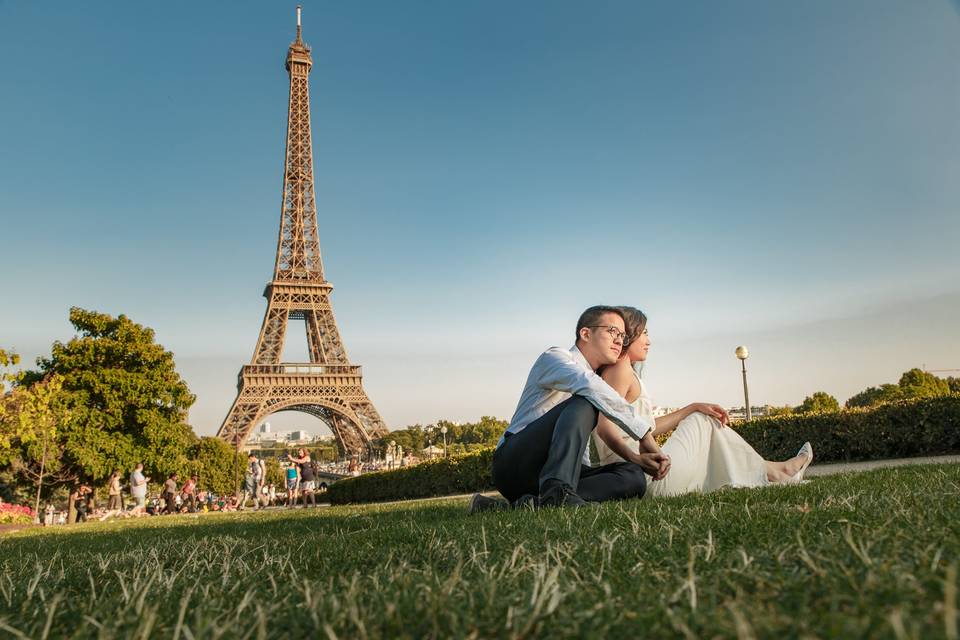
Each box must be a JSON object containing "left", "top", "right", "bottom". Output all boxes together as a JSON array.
[{"left": 217, "top": 7, "right": 388, "bottom": 455}]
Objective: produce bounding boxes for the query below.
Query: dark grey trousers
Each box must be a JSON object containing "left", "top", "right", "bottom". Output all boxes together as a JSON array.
[{"left": 492, "top": 396, "right": 647, "bottom": 503}]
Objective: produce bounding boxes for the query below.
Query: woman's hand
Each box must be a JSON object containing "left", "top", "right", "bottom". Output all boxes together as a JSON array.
[
  {"left": 635, "top": 451, "right": 671, "bottom": 480},
  {"left": 687, "top": 403, "right": 729, "bottom": 426}
]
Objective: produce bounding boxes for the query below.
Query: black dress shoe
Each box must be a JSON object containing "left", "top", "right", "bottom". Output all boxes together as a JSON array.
[
  {"left": 538, "top": 482, "right": 589, "bottom": 508},
  {"left": 468, "top": 493, "right": 510, "bottom": 514}
]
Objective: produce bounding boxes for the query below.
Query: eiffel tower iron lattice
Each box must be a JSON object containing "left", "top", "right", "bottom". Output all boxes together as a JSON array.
[{"left": 217, "top": 8, "right": 389, "bottom": 455}]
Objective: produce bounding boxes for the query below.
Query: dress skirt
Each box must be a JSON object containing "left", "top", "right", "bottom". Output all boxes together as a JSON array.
[{"left": 595, "top": 412, "right": 769, "bottom": 498}]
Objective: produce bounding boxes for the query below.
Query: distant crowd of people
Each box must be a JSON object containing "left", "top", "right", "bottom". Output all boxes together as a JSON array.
[
  {"left": 240, "top": 448, "right": 326, "bottom": 511},
  {"left": 48, "top": 449, "right": 332, "bottom": 524}
]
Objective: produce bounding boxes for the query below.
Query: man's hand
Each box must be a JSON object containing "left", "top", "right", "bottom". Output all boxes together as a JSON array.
[
  {"left": 688, "top": 403, "right": 729, "bottom": 426},
  {"left": 636, "top": 451, "right": 671, "bottom": 480}
]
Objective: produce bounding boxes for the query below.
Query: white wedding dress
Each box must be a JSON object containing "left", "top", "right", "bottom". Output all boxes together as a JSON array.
[{"left": 594, "top": 372, "right": 770, "bottom": 497}]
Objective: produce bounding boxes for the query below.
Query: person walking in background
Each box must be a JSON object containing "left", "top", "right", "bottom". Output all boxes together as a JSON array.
[
  {"left": 290, "top": 449, "right": 317, "bottom": 508},
  {"left": 107, "top": 470, "right": 123, "bottom": 511},
  {"left": 129, "top": 463, "right": 149, "bottom": 517},
  {"left": 75, "top": 484, "right": 92, "bottom": 523},
  {"left": 181, "top": 474, "right": 198, "bottom": 512},
  {"left": 99, "top": 470, "right": 124, "bottom": 520},
  {"left": 240, "top": 454, "right": 265, "bottom": 510},
  {"left": 162, "top": 473, "right": 178, "bottom": 514},
  {"left": 285, "top": 460, "right": 299, "bottom": 509}
]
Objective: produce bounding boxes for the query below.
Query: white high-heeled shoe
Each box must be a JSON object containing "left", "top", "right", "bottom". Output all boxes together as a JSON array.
[{"left": 785, "top": 442, "right": 813, "bottom": 484}]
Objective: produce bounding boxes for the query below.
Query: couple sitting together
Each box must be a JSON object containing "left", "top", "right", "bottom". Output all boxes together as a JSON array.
[{"left": 471, "top": 305, "right": 813, "bottom": 512}]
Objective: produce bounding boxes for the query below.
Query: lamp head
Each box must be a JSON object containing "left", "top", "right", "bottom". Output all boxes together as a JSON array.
[{"left": 735, "top": 346, "right": 749, "bottom": 360}]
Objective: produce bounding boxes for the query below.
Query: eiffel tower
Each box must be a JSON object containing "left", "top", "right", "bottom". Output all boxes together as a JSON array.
[{"left": 217, "top": 7, "right": 389, "bottom": 455}]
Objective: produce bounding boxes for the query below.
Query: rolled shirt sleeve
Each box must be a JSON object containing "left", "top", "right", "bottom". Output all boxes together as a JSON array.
[{"left": 535, "top": 350, "right": 653, "bottom": 441}]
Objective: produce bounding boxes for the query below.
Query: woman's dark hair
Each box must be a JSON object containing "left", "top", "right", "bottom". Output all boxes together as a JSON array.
[{"left": 618, "top": 306, "right": 648, "bottom": 351}]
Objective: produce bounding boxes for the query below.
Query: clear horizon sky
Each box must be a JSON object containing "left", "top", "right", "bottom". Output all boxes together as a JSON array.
[{"left": 2, "top": 2, "right": 959, "bottom": 437}]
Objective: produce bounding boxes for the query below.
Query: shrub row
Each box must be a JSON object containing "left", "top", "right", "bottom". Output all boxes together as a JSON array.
[
  {"left": 739, "top": 394, "right": 960, "bottom": 463},
  {"left": 328, "top": 395, "right": 960, "bottom": 505},
  {"left": 327, "top": 448, "right": 495, "bottom": 505}
]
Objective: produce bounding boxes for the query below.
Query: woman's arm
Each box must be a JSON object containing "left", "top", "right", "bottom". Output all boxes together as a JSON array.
[
  {"left": 654, "top": 403, "right": 730, "bottom": 436},
  {"left": 595, "top": 361, "right": 671, "bottom": 478}
]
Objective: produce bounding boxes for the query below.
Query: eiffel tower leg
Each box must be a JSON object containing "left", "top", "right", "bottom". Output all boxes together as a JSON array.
[
  {"left": 305, "top": 310, "right": 326, "bottom": 363},
  {"left": 351, "top": 399, "right": 389, "bottom": 440},
  {"left": 327, "top": 413, "right": 367, "bottom": 457},
  {"left": 305, "top": 309, "right": 348, "bottom": 365},
  {"left": 253, "top": 304, "right": 289, "bottom": 365},
  {"left": 219, "top": 381, "right": 270, "bottom": 446}
]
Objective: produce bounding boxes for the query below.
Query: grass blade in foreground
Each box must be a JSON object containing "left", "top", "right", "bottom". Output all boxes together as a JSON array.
[{"left": 0, "top": 464, "right": 958, "bottom": 638}]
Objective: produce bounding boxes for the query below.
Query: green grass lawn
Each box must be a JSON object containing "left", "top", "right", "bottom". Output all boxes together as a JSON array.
[{"left": 1, "top": 464, "right": 958, "bottom": 639}]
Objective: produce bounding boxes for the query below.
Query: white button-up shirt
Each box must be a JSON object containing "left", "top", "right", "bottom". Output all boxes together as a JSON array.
[{"left": 497, "top": 345, "right": 653, "bottom": 452}]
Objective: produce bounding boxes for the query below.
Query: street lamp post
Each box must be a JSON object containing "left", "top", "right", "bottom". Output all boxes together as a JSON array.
[
  {"left": 389, "top": 440, "right": 396, "bottom": 469},
  {"left": 735, "top": 346, "right": 751, "bottom": 421},
  {"left": 440, "top": 425, "right": 448, "bottom": 458}
]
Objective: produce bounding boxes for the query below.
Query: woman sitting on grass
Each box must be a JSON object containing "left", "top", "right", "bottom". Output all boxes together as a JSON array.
[{"left": 593, "top": 306, "right": 813, "bottom": 497}]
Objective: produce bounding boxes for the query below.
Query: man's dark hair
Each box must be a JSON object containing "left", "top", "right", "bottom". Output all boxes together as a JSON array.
[{"left": 575, "top": 305, "right": 624, "bottom": 342}]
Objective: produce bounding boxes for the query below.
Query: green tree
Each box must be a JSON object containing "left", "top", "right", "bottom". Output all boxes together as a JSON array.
[
  {"left": 1, "top": 349, "right": 23, "bottom": 460},
  {"left": 846, "top": 383, "right": 903, "bottom": 408},
  {"left": 2, "top": 351, "right": 73, "bottom": 513},
  {"left": 264, "top": 456, "right": 284, "bottom": 487},
  {"left": 947, "top": 377, "right": 960, "bottom": 394},
  {"left": 310, "top": 444, "right": 337, "bottom": 464},
  {"left": 765, "top": 405, "right": 794, "bottom": 417},
  {"left": 189, "top": 437, "right": 237, "bottom": 495},
  {"left": 374, "top": 416, "right": 507, "bottom": 457},
  {"left": 1, "top": 348, "right": 22, "bottom": 389},
  {"left": 897, "top": 368, "right": 950, "bottom": 399},
  {"left": 845, "top": 369, "right": 953, "bottom": 409},
  {"left": 25, "top": 308, "right": 197, "bottom": 521},
  {"left": 14, "top": 375, "right": 72, "bottom": 519},
  {"left": 796, "top": 392, "right": 840, "bottom": 414}
]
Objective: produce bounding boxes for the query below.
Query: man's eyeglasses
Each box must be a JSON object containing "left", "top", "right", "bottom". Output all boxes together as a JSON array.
[{"left": 587, "top": 325, "right": 626, "bottom": 341}]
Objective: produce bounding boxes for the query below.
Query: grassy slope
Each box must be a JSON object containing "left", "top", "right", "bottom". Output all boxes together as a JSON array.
[{"left": 0, "top": 464, "right": 958, "bottom": 639}]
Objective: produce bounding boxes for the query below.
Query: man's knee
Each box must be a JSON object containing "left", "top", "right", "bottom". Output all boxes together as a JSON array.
[
  {"left": 611, "top": 462, "right": 647, "bottom": 499},
  {"left": 562, "top": 396, "right": 598, "bottom": 424}
]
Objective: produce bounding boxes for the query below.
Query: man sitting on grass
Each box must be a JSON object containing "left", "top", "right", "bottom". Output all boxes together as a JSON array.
[{"left": 471, "top": 305, "right": 669, "bottom": 512}]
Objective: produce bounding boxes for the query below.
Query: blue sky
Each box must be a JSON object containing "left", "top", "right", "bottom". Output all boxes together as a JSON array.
[{"left": 2, "top": 1, "right": 958, "bottom": 436}]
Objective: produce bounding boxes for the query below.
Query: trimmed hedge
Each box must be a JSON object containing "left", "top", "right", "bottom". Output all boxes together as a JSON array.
[
  {"left": 740, "top": 394, "right": 960, "bottom": 464},
  {"left": 327, "top": 448, "right": 495, "bottom": 505},
  {"left": 328, "top": 395, "right": 960, "bottom": 505}
]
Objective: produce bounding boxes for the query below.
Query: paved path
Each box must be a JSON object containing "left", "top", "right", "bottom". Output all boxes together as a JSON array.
[{"left": 804, "top": 454, "right": 960, "bottom": 477}]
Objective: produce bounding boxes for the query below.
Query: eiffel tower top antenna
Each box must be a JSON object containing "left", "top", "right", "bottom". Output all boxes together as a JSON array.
[{"left": 296, "top": 5, "right": 303, "bottom": 43}]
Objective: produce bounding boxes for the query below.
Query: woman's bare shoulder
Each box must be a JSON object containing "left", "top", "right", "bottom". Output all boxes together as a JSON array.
[{"left": 600, "top": 358, "right": 635, "bottom": 385}]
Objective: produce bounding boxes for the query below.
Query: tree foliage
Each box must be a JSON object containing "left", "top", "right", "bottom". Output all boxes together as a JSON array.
[
  {"left": 189, "top": 437, "right": 238, "bottom": 496},
  {"left": 948, "top": 377, "right": 960, "bottom": 394},
  {"left": 373, "top": 416, "right": 508, "bottom": 456},
  {"left": 846, "top": 368, "right": 953, "bottom": 409},
  {"left": 897, "top": 368, "right": 950, "bottom": 399},
  {"left": 765, "top": 405, "right": 794, "bottom": 417},
  {"left": 20, "top": 308, "right": 197, "bottom": 489},
  {"left": 795, "top": 391, "right": 840, "bottom": 414},
  {"left": 1, "top": 348, "right": 22, "bottom": 389}
]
